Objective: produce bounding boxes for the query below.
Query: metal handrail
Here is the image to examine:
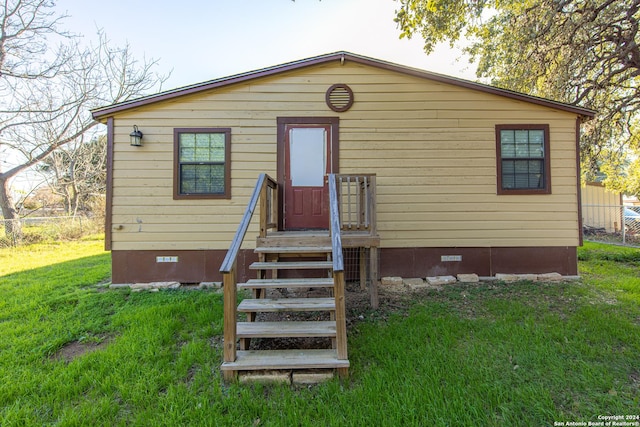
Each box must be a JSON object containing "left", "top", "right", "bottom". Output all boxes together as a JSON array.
[
  {"left": 328, "top": 174, "right": 344, "bottom": 273},
  {"left": 220, "top": 173, "right": 278, "bottom": 380},
  {"left": 329, "top": 173, "right": 348, "bottom": 368},
  {"left": 220, "top": 173, "right": 268, "bottom": 274}
]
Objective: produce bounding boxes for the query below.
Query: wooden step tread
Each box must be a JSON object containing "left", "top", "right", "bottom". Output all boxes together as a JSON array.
[
  {"left": 237, "top": 321, "right": 336, "bottom": 338},
  {"left": 221, "top": 349, "right": 349, "bottom": 371},
  {"left": 250, "top": 261, "right": 333, "bottom": 270},
  {"left": 254, "top": 246, "right": 332, "bottom": 254},
  {"left": 238, "top": 278, "right": 334, "bottom": 289},
  {"left": 238, "top": 298, "right": 335, "bottom": 312}
]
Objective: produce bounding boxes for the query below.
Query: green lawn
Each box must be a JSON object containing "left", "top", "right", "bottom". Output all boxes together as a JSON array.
[{"left": 0, "top": 239, "right": 638, "bottom": 426}]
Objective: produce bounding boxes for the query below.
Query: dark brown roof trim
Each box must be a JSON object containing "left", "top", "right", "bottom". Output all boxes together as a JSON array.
[{"left": 91, "top": 51, "right": 596, "bottom": 120}]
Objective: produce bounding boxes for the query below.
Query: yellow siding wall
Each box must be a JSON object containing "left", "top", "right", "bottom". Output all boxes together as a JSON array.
[{"left": 109, "top": 61, "right": 580, "bottom": 251}]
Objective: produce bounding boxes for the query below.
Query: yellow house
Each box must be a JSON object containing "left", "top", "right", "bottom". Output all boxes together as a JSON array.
[{"left": 92, "top": 52, "right": 595, "bottom": 285}]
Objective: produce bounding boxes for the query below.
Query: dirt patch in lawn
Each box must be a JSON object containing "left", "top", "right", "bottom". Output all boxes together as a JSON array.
[{"left": 52, "top": 338, "right": 111, "bottom": 362}]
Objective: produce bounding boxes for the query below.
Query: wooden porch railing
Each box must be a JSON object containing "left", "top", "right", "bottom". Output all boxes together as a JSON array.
[
  {"left": 335, "top": 174, "right": 377, "bottom": 234},
  {"left": 259, "top": 176, "right": 278, "bottom": 238},
  {"left": 219, "top": 173, "right": 278, "bottom": 380},
  {"left": 328, "top": 174, "right": 348, "bottom": 376},
  {"left": 334, "top": 174, "right": 379, "bottom": 308}
]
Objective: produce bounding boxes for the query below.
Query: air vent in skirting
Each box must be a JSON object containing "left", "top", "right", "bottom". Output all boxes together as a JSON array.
[{"left": 325, "top": 84, "right": 354, "bottom": 112}]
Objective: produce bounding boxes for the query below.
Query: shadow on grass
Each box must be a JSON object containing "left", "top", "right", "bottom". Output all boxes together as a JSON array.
[{"left": 0, "top": 252, "right": 111, "bottom": 287}]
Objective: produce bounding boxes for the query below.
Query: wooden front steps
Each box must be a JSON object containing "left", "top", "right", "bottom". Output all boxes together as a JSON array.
[
  {"left": 254, "top": 246, "right": 333, "bottom": 254},
  {"left": 221, "top": 242, "right": 349, "bottom": 380},
  {"left": 222, "top": 349, "right": 349, "bottom": 371},
  {"left": 256, "top": 230, "right": 380, "bottom": 309},
  {"left": 238, "top": 298, "right": 335, "bottom": 312},
  {"left": 249, "top": 261, "right": 333, "bottom": 270},
  {"left": 238, "top": 278, "right": 334, "bottom": 290},
  {"left": 237, "top": 321, "right": 336, "bottom": 338}
]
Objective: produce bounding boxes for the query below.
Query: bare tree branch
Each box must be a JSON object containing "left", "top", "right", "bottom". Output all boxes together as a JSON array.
[{"left": 0, "top": 0, "right": 167, "bottom": 241}]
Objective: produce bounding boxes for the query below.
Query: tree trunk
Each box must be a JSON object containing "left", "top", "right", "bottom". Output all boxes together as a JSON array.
[
  {"left": 0, "top": 176, "right": 22, "bottom": 245},
  {"left": 71, "top": 183, "right": 79, "bottom": 217}
]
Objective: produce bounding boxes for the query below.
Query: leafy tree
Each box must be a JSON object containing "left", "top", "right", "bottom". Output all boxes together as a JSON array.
[
  {"left": 0, "top": 0, "right": 167, "bottom": 242},
  {"left": 395, "top": 0, "right": 640, "bottom": 181}
]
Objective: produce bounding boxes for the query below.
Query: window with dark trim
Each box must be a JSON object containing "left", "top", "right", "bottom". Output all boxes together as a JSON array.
[
  {"left": 496, "top": 124, "right": 551, "bottom": 195},
  {"left": 173, "top": 128, "right": 231, "bottom": 199}
]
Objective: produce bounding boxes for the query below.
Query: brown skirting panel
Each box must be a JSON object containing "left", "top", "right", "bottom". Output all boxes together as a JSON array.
[
  {"left": 111, "top": 246, "right": 577, "bottom": 284},
  {"left": 379, "top": 246, "right": 577, "bottom": 277},
  {"left": 379, "top": 247, "right": 493, "bottom": 277},
  {"left": 111, "top": 249, "right": 259, "bottom": 284},
  {"left": 489, "top": 247, "right": 577, "bottom": 276}
]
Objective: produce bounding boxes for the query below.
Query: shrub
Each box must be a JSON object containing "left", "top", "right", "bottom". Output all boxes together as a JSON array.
[{"left": 0, "top": 216, "right": 104, "bottom": 248}]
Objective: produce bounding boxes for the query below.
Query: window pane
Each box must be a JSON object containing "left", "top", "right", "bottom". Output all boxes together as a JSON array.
[
  {"left": 531, "top": 174, "right": 543, "bottom": 188},
  {"left": 501, "top": 129, "right": 546, "bottom": 159},
  {"left": 180, "top": 134, "right": 196, "bottom": 161},
  {"left": 529, "top": 130, "right": 544, "bottom": 144},
  {"left": 502, "top": 143, "right": 516, "bottom": 158},
  {"left": 180, "top": 165, "right": 196, "bottom": 193},
  {"left": 181, "top": 133, "right": 196, "bottom": 148},
  {"left": 514, "top": 160, "right": 529, "bottom": 174},
  {"left": 178, "top": 132, "right": 227, "bottom": 194},
  {"left": 515, "top": 131, "right": 529, "bottom": 158},
  {"left": 501, "top": 160, "right": 545, "bottom": 190},
  {"left": 290, "top": 128, "right": 326, "bottom": 187},
  {"left": 501, "top": 130, "right": 515, "bottom": 144},
  {"left": 514, "top": 174, "right": 530, "bottom": 188},
  {"left": 180, "top": 164, "right": 225, "bottom": 194},
  {"left": 180, "top": 132, "right": 226, "bottom": 163},
  {"left": 502, "top": 160, "right": 515, "bottom": 174},
  {"left": 499, "top": 128, "right": 547, "bottom": 191},
  {"left": 529, "top": 142, "right": 543, "bottom": 158},
  {"left": 529, "top": 160, "right": 543, "bottom": 173},
  {"left": 500, "top": 130, "right": 516, "bottom": 157},
  {"left": 180, "top": 147, "right": 194, "bottom": 162},
  {"left": 195, "top": 133, "right": 210, "bottom": 147},
  {"left": 515, "top": 130, "right": 529, "bottom": 144},
  {"left": 502, "top": 173, "right": 515, "bottom": 189},
  {"left": 529, "top": 131, "right": 544, "bottom": 158},
  {"left": 195, "top": 134, "right": 211, "bottom": 161},
  {"left": 211, "top": 134, "right": 225, "bottom": 162}
]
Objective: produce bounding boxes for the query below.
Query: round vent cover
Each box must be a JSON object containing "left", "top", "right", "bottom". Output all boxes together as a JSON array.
[{"left": 326, "top": 84, "right": 354, "bottom": 112}]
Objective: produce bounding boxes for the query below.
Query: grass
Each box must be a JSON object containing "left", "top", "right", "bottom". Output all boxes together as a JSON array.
[{"left": 0, "top": 239, "right": 638, "bottom": 426}]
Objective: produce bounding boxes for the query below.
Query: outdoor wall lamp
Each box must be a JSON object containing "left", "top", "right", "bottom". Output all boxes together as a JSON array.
[{"left": 130, "top": 125, "right": 143, "bottom": 146}]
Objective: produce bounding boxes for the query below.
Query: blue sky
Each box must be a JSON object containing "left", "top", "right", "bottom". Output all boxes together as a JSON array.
[{"left": 55, "top": 0, "right": 477, "bottom": 90}]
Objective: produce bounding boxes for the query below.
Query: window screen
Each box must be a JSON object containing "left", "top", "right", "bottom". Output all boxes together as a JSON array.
[
  {"left": 496, "top": 125, "right": 550, "bottom": 194},
  {"left": 174, "top": 128, "right": 231, "bottom": 198}
]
